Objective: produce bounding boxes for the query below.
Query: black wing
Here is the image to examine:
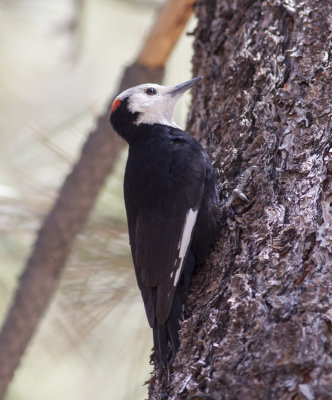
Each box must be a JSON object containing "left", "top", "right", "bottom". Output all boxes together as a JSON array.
[{"left": 125, "top": 131, "right": 206, "bottom": 326}]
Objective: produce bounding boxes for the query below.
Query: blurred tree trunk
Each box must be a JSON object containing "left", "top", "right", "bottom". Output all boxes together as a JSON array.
[
  {"left": 0, "top": 0, "right": 195, "bottom": 397},
  {"left": 149, "top": 0, "right": 332, "bottom": 399}
]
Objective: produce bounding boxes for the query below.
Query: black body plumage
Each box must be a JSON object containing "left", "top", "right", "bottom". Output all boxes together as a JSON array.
[{"left": 110, "top": 79, "right": 218, "bottom": 370}]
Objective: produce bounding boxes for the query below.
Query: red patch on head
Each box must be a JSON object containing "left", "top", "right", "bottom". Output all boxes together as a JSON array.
[{"left": 111, "top": 98, "right": 122, "bottom": 113}]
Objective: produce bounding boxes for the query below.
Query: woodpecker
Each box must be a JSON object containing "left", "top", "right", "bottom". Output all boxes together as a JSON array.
[{"left": 110, "top": 76, "right": 218, "bottom": 370}]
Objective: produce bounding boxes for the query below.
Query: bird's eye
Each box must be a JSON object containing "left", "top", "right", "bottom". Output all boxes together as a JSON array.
[{"left": 145, "top": 87, "right": 157, "bottom": 96}]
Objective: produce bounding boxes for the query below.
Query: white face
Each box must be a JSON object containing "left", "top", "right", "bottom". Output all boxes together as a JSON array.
[{"left": 117, "top": 83, "right": 182, "bottom": 128}]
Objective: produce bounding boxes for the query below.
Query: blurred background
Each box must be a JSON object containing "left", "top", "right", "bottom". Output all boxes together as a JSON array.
[{"left": 0, "top": 0, "right": 195, "bottom": 399}]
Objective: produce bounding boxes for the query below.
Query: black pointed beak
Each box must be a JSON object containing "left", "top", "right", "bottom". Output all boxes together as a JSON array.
[{"left": 169, "top": 76, "right": 203, "bottom": 97}]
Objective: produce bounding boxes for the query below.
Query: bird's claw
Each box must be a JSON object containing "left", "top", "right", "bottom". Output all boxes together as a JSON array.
[
  {"left": 221, "top": 166, "right": 259, "bottom": 213},
  {"left": 233, "top": 187, "right": 250, "bottom": 203}
]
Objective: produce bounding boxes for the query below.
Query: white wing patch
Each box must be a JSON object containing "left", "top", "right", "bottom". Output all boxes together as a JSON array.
[{"left": 173, "top": 208, "right": 198, "bottom": 286}]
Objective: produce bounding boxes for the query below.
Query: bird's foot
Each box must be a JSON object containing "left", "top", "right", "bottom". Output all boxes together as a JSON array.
[{"left": 220, "top": 166, "right": 259, "bottom": 219}]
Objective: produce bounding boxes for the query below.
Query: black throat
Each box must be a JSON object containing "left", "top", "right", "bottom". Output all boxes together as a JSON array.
[{"left": 110, "top": 97, "right": 142, "bottom": 143}]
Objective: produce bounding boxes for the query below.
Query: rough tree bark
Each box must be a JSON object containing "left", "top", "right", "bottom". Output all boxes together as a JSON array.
[{"left": 149, "top": 0, "right": 332, "bottom": 399}]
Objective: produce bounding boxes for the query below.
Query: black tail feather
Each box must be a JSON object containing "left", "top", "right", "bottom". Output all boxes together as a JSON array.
[
  {"left": 153, "top": 250, "right": 197, "bottom": 371},
  {"left": 153, "top": 321, "right": 168, "bottom": 368},
  {"left": 153, "top": 289, "right": 181, "bottom": 370}
]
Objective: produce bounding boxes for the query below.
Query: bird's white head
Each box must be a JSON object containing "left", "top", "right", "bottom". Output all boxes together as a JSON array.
[{"left": 111, "top": 76, "right": 203, "bottom": 129}]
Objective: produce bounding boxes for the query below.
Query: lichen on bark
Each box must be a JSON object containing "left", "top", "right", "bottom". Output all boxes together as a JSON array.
[{"left": 149, "top": 0, "right": 332, "bottom": 399}]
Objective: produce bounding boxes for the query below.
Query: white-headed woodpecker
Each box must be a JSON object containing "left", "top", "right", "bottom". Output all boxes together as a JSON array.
[{"left": 110, "top": 76, "right": 218, "bottom": 371}]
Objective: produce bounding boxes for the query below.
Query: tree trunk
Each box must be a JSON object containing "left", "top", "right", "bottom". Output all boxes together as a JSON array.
[{"left": 149, "top": 0, "right": 332, "bottom": 399}]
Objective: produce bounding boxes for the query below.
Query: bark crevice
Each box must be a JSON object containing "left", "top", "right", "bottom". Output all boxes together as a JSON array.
[{"left": 149, "top": 0, "right": 332, "bottom": 398}]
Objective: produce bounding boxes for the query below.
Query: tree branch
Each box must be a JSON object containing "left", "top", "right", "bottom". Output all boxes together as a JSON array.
[{"left": 0, "top": 0, "right": 195, "bottom": 396}]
